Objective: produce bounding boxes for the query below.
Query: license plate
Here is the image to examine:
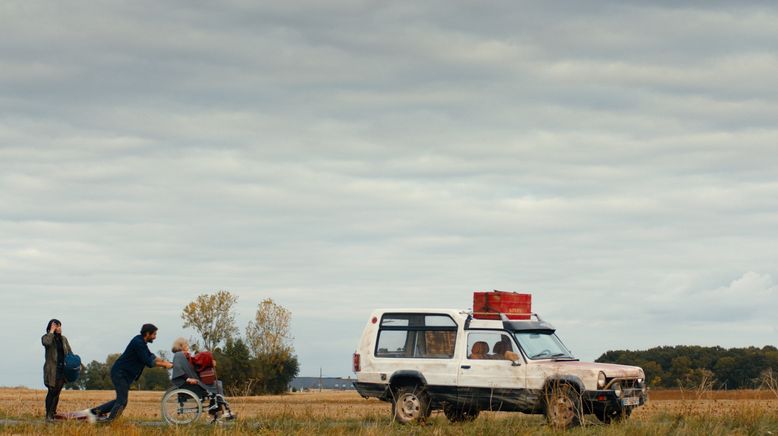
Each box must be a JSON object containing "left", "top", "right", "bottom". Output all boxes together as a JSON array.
[{"left": 621, "top": 396, "right": 640, "bottom": 406}]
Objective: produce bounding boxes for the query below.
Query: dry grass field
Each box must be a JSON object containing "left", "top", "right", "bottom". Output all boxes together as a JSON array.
[{"left": 1, "top": 388, "right": 777, "bottom": 435}]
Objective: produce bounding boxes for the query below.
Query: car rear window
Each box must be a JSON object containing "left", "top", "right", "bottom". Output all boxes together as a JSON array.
[{"left": 376, "top": 314, "right": 458, "bottom": 359}]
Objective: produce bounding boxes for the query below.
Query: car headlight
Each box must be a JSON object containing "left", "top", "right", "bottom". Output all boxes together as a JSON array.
[
  {"left": 612, "top": 382, "right": 622, "bottom": 397},
  {"left": 597, "top": 372, "right": 606, "bottom": 389}
]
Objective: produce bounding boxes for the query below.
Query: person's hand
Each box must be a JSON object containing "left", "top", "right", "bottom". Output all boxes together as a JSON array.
[
  {"left": 186, "top": 378, "right": 198, "bottom": 385},
  {"left": 163, "top": 361, "right": 173, "bottom": 369},
  {"left": 49, "top": 324, "right": 57, "bottom": 334}
]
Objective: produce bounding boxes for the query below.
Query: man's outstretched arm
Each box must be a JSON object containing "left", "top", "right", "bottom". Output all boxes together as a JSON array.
[{"left": 155, "top": 356, "right": 173, "bottom": 369}]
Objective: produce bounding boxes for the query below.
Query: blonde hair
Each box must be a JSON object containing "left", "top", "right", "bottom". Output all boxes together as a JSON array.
[{"left": 171, "top": 337, "right": 189, "bottom": 353}]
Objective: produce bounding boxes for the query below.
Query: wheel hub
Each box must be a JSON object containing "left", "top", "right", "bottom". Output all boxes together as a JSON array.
[
  {"left": 400, "top": 394, "right": 420, "bottom": 418},
  {"left": 550, "top": 393, "right": 574, "bottom": 423}
]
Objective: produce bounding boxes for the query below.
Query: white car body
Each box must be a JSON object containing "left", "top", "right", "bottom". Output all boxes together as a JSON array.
[{"left": 353, "top": 308, "right": 647, "bottom": 426}]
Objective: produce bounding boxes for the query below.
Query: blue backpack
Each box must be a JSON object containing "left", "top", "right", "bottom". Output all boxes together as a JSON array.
[{"left": 64, "top": 353, "right": 81, "bottom": 383}]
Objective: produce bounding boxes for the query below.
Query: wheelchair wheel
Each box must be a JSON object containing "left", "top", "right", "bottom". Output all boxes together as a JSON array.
[{"left": 161, "top": 388, "right": 203, "bottom": 425}]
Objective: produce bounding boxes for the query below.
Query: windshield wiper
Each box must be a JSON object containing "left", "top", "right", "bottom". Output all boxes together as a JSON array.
[
  {"left": 550, "top": 353, "right": 577, "bottom": 360},
  {"left": 530, "top": 351, "right": 551, "bottom": 359}
]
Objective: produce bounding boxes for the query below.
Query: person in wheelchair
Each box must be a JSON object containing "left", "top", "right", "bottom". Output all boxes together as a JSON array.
[{"left": 170, "top": 338, "right": 234, "bottom": 420}]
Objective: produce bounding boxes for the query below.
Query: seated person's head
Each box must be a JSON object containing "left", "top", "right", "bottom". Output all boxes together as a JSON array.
[
  {"left": 171, "top": 337, "right": 190, "bottom": 354},
  {"left": 492, "top": 341, "right": 506, "bottom": 356},
  {"left": 470, "top": 341, "right": 489, "bottom": 359}
]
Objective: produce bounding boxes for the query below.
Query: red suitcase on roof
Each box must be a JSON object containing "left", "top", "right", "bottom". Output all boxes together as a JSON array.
[{"left": 473, "top": 290, "right": 532, "bottom": 320}]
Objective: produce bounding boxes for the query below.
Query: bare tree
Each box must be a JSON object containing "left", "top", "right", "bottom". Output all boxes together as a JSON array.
[
  {"left": 245, "top": 298, "right": 293, "bottom": 357},
  {"left": 760, "top": 368, "right": 778, "bottom": 399},
  {"left": 181, "top": 290, "right": 239, "bottom": 351}
]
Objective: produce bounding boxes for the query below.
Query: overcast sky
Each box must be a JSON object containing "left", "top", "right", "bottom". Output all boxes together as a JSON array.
[{"left": 2, "top": 1, "right": 778, "bottom": 388}]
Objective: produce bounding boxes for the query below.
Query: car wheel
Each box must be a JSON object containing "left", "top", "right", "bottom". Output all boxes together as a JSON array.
[
  {"left": 391, "top": 386, "right": 430, "bottom": 424},
  {"left": 544, "top": 383, "right": 582, "bottom": 430},
  {"left": 443, "top": 403, "right": 479, "bottom": 423}
]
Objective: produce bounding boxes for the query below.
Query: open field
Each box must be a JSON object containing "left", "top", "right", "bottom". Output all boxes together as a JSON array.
[{"left": 1, "top": 388, "right": 777, "bottom": 435}]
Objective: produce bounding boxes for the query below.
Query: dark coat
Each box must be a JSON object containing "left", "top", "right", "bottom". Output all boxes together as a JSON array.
[
  {"left": 111, "top": 335, "right": 156, "bottom": 382},
  {"left": 41, "top": 333, "right": 72, "bottom": 387}
]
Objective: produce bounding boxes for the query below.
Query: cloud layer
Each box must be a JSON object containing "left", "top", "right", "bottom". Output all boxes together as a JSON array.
[{"left": 2, "top": 1, "right": 778, "bottom": 387}]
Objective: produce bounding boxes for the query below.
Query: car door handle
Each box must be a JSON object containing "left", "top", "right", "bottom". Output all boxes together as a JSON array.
[{"left": 460, "top": 365, "right": 471, "bottom": 369}]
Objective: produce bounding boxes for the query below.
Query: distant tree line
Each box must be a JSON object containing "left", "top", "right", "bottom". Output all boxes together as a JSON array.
[
  {"left": 67, "top": 291, "right": 299, "bottom": 395},
  {"left": 597, "top": 345, "right": 778, "bottom": 389}
]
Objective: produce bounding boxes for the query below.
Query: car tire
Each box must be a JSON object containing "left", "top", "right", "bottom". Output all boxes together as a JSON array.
[
  {"left": 391, "top": 386, "right": 430, "bottom": 424},
  {"left": 443, "top": 403, "right": 479, "bottom": 423},
  {"left": 544, "top": 383, "right": 582, "bottom": 430}
]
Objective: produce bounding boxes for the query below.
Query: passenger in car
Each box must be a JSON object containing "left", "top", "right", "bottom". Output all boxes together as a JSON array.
[
  {"left": 491, "top": 337, "right": 516, "bottom": 360},
  {"left": 469, "top": 341, "right": 489, "bottom": 359},
  {"left": 491, "top": 341, "right": 507, "bottom": 359}
]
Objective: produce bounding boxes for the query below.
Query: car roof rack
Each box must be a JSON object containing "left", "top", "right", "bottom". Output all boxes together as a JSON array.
[{"left": 461, "top": 310, "right": 553, "bottom": 331}]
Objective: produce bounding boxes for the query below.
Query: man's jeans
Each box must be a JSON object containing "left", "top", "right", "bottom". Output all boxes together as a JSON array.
[{"left": 92, "top": 369, "right": 132, "bottom": 421}]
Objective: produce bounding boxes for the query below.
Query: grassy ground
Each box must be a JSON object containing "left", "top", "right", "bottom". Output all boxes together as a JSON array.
[{"left": 1, "top": 388, "right": 777, "bottom": 435}]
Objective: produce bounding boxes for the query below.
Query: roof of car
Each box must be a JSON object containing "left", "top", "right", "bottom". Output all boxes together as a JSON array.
[
  {"left": 373, "top": 308, "right": 469, "bottom": 319},
  {"left": 372, "top": 309, "right": 555, "bottom": 331},
  {"left": 373, "top": 308, "right": 465, "bottom": 314}
]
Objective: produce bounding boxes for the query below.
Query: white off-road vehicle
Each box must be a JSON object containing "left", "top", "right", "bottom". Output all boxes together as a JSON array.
[{"left": 352, "top": 308, "right": 647, "bottom": 428}]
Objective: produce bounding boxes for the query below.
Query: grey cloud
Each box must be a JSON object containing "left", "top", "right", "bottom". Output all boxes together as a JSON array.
[{"left": 3, "top": 0, "right": 778, "bottom": 386}]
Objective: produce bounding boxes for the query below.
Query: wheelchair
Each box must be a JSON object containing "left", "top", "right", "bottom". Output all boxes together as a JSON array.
[{"left": 160, "top": 382, "right": 235, "bottom": 425}]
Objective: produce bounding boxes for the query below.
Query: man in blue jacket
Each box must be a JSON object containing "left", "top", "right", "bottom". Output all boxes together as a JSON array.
[{"left": 84, "top": 324, "right": 173, "bottom": 423}]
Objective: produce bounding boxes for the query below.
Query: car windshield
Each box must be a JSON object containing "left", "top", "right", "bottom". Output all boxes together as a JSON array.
[{"left": 513, "top": 331, "right": 574, "bottom": 360}]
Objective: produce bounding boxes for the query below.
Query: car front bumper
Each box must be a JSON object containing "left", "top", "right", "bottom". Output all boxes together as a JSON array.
[{"left": 583, "top": 388, "right": 647, "bottom": 411}]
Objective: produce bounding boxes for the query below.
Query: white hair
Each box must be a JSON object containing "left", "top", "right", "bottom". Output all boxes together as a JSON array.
[{"left": 171, "top": 337, "right": 189, "bottom": 353}]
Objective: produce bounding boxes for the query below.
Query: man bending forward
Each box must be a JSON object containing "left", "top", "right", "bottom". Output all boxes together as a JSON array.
[{"left": 85, "top": 324, "right": 173, "bottom": 423}]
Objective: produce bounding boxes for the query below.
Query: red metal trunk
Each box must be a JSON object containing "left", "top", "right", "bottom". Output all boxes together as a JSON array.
[{"left": 473, "top": 290, "right": 532, "bottom": 320}]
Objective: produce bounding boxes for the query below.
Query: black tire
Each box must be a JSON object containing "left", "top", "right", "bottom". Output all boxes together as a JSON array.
[
  {"left": 391, "top": 386, "right": 430, "bottom": 424},
  {"left": 596, "top": 406, "right": 632, "bottom": 424},
  {"left": 443, "top": 403, "right": 479, "bottom": 423},
  {"left": 544, "top": 383, "right": 582, "bottom": 430}
]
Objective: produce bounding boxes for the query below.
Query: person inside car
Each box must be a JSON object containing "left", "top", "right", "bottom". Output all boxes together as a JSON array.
[{"left": 469, "top": 341, "right": 489, "bottom": 359}]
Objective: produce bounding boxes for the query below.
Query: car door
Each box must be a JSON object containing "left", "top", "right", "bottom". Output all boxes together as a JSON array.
[{"left": 456, "top": 330, "right": 527, "bottom": 411}]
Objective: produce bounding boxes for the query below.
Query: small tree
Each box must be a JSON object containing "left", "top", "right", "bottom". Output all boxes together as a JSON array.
[
  {"left": 244, "top": 298, "right": 299, "bottom": 394},
  {"left": 214, "top": 338, "right": 254, "bottom": 395},
  {"left": 81, "top": 360, "right": 108, "bottom": 390},
  {"left": 181, "top": 290, "right": 239, "bottom": 351},
  {"left": 81, "top": 353, "right": 121, "bottom": 390},
  {"left": 254, "top": 352, "right": 300, "bottom": 394},
  {"left": 245, "top": 298, "right": 294, "bottom": 357}
]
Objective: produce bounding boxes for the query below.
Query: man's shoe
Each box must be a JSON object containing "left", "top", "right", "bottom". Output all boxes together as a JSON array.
[
  {"left": 95, "top": 415, "right": 112, "bottom": 424},
  {"left": 80, "top": 409, "right": 98, "bottom": 424}
]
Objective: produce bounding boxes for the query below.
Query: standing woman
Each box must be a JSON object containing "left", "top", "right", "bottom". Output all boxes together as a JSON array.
[{"left": 41, "top": 319, "right": 72, "bottom": 421}]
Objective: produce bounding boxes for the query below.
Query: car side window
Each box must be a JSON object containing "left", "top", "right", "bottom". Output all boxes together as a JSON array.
[
  {"left": 376, "top": 314, "right": 458, "bottom": 359},
  {"left": 467, "top": 331, "right": 517, "bottom": 360}
]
